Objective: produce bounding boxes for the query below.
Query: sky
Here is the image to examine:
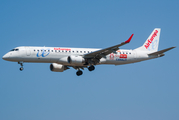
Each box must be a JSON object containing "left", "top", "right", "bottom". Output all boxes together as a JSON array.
[{"left": 0, "top": 0, "right": 179, "bottom": 120}]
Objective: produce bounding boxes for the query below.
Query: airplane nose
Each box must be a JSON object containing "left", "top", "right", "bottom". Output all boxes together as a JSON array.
[{"left": 2, "top": 53, "right": 9, "bottom": 60}]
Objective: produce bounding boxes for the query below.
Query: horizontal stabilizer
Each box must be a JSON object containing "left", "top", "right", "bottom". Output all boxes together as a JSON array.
[{"left": 148, "top": 46, "right": 176, "bottom": 56}]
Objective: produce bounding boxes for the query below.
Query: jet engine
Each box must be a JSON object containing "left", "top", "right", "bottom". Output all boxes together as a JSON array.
[
  {"left": 50, "top": 63, "right": 69, "bottom": 72},
  {"left": 67, "top": 56, "right": 85, "bottom": 65}
]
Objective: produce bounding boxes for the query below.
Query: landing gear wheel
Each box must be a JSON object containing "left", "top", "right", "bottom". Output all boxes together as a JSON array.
[
  {"left": 88, "top": 65, "right": 95, "bottom": 71},
  {"left": 18, "top": 62, "right": 24, "bottom": 71},
  {"left": 76, "top": 70, "right": 83, "bottom": 76},
  {"left": 20, "top": 67, "right": 24, "bottom": 71}
]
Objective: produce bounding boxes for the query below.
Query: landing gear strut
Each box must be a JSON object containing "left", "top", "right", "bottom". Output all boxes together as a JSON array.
[
  {"left": 18, "top": 62, "right": 24, "bottom": 71},
  {"left": 76, "top": 70, "right": 83, "bottom": 76},
  {"left": 88, "top": 65, "right": 95, "bottom": 71}
]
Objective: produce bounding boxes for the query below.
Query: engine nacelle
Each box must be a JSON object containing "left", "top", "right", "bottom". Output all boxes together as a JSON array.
[
  {"left": 50, "top": 63, "right": 68, "bottom": 72},
  {"left": 68, "top": 56, "right": 85, "bottom": 65}
]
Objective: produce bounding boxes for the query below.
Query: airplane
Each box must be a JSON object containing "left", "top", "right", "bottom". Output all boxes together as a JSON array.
[{"left": 2, "top": 28, "right": 176, "bottom": 76}]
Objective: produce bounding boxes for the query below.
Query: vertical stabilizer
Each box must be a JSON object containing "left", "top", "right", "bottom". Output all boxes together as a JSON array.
[{"left": 135, "top": 28, "right": 161, "bottom": 53}]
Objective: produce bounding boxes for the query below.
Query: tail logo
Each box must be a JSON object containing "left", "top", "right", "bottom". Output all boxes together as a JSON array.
[
  {"left": 148, "top": 39, "right": 158, "bottom": 51},
  {"left": 144, "top": 30, "right": 158, "bottom": 49}
]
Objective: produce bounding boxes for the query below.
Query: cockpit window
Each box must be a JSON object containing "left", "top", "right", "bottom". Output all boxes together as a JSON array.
[{"left": 10, "top": 49, "right": 19, "bottom": 51}]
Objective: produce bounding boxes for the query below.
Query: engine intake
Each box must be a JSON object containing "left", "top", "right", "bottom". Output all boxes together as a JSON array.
[{"left": 50, "top": 63, "right": 69, "bottom": 72}]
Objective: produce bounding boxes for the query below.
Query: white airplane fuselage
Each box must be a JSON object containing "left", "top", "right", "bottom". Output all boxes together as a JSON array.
[
  {"left": 2, "top": 46, "right": 153, "bottom": 65},
  {"left": 2, "top": 28, "right": 175, "bottom": 76}
]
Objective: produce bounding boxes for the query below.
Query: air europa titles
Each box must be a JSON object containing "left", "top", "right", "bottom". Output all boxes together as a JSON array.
[
  {"left": 54, "top": 48, "right": 71, "bottom": 51},
  {"left": 144, "top": 30, "right": 158, "bottom": 49}
]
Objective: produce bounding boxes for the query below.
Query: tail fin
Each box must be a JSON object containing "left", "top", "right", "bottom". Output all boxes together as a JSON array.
[{"left": 135, "top": 28, "right": 161, "bottom": 53}]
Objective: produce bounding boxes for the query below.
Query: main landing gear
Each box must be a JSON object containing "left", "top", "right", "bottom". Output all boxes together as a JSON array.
[
  {"left": 76, "top": 70, "right": 83, "bottom": 76},
  {"left": 88, "top": 65, "right": 95, "bottom": 71},
  {"left": 76, "top": 65, "right": 95, "bottom": 76},
  {"left": 18, "top": 62, "right": 24, "bottom": 71}
]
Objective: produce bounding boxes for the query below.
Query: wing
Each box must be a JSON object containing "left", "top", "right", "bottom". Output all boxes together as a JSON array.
[{"left": 83, "top": 34, "right": 134, "bottom": 59}]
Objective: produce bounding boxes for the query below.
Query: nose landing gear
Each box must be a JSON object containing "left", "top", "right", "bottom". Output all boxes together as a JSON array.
[
  {"left": 18, "top": 62, "right": 24, "bottom": 71},
  {"left": 20, "top": 67, "right": 24, "bottom": 71}
]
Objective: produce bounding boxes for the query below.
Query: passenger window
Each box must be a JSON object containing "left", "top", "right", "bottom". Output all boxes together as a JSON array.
[
  {"left": 51, "top": 50, "right": 53, "bottom": 52},
  {"left": 34, "top": 50, "right": 35, "bottom": 51},
  {"left": 77, "top": 51, "right": 78, "bottom": 53},
  {"left": 84, "top": 51, "right": 86, "bottom": 53},
  {"left": 80, "top": 51, "right": 82, "bottom": 53}
]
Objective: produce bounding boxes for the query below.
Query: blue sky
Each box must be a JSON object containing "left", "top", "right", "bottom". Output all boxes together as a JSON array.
[{"left": 0, "top": 0, "right": 179, "bottom": 120}]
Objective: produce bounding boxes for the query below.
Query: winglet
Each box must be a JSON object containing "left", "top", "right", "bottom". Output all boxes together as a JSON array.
[{"left": 125, "top": 34, "right": 134, "bottom": 43}]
